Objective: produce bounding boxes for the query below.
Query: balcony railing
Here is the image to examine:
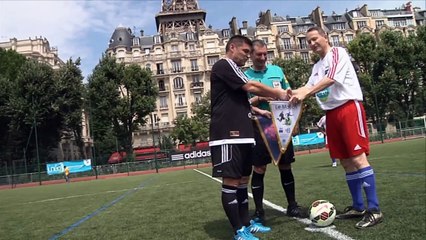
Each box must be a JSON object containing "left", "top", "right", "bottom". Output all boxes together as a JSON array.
[
  {"left": 169, "top": 67, "right": 185, "bottom": 73},
  {"left": 158, "top": 85, "right": 169, "bottom": 92},
  {"left": 190, "top": 82, "right": 204, "bottom": 88}
]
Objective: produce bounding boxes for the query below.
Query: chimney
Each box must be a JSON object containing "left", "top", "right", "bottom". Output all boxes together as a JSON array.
[
  {"left": 140, "top": 30, "right": 144, "bottom": 36},
  {"left": 242, "top": 20, "right": 248, "bottom": 29}
]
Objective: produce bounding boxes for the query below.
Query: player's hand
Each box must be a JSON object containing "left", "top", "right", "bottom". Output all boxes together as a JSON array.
[
  {"left": 260, "top": 110, "right": 272, "bottom": 119},
  {"left": 288, "top": 87, "right": 309, "bottom": 104},
  {"left": 277, "top": 89, "right": 288, "bottom": 101}
]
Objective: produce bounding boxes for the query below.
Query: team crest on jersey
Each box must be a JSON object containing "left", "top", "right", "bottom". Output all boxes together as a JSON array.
[
  {"left": 272, "top": 81, "right": 281, "bottom": 88},
  {"left": 316, "top": 88, "right": 330, "bottom": 102}
]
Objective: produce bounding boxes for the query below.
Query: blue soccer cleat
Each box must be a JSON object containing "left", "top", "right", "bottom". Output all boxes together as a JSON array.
[
  {"left": 248, "top": 220, "right": 272, "bottom": 233},
  {"left": 234, "top": 226, "right": 259, "bottom": 240}
]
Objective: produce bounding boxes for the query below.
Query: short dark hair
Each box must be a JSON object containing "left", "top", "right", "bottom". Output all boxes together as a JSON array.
[
  {"left": 307, "top": 26, "right": 327, "bottom": 37},
  {"left": 225, "top": 35, "right": 252, "bottom": 52},
  {"left": 252, "top": 39, "right": 267, "bottom": 48}
]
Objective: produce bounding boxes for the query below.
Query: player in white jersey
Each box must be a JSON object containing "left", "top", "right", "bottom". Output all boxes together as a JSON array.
[{"left": 288, "top": 26, "right": 383, "bottom": 229}]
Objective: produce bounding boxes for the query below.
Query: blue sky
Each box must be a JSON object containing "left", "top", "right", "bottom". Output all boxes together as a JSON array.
[{"left": 1, "top": 0, "right": 424, "bottom": 81}]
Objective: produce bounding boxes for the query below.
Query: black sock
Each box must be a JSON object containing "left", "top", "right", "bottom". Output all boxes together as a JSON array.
[
  {"left": 237, "top": 184, "right": 250, "bottom": 226},
  {"left": 251, "top": 171, "right": 265, "bottom": 211},
  {"left": 221, "top": 185, "right": 241, "bottom": 232},
  {"left": 280, "top": 169, "right": 296, "bottom": 205}
]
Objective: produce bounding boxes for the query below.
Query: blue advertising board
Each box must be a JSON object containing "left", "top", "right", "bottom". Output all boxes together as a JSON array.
[
  {"left": 46, "top": 159, "right": 92, "bottom": 175},
  {"left": 292, "top": 132, "right": 325, "bottom": 146}
]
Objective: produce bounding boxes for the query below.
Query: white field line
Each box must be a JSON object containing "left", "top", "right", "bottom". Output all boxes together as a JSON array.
[
  {"left": 23, "top": 180, "right": 198, "bottom": 205},
  {"left": 193, "top": 169, "right": 355, "bottom": 240}
]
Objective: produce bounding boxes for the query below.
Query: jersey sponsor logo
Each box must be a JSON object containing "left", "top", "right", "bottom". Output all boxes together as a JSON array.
[
  {"left": 230, "top": 131, "right": 240, "bottom": 137},
  {"left": 316, "top": 88, "right": 330, "bottom": 102}
]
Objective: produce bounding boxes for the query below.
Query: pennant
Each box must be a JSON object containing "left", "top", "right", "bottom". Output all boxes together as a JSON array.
[
  {"left": 269, "top": 101, "right": 303, "bottom": 165},
  {"left": 254, "top": 115, "right": 284, "bottom": 164},
  {"left": 253, "top": 101, "right": 303, "bottom": 165}
]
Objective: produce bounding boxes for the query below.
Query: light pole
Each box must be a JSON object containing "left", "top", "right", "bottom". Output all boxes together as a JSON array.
[
  {"left": 32, "top": 97, "right": 41, "bottom": 185},
  {"left": 151, "top": 114, "right": 160, "bottom": 173}
]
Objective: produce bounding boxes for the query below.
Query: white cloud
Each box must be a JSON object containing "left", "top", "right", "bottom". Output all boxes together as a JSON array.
[{"left": 0, "top": 0, "right": 158, "bottom": 78}]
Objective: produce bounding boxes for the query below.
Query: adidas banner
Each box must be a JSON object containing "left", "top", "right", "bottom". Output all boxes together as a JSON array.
[{"left": 254, "top": 101, "right": 302, "bottom": 165}]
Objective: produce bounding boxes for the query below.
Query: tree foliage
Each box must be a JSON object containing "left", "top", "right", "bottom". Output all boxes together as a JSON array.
[
  {"left": 348, "top": 27, "right": 425, "bottom": 129},
  {"left": 87, "top": 55, "right": 158, "bottom": 159},
  {"left": 273, "top": 57, "right": 323, "bottom": 130},
  {"left": 171, "top": 91, "right": 210, "bottom": 145}
]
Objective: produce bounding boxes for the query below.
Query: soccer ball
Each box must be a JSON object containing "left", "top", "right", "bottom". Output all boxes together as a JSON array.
[{"left": 309, "top": 200, "right": 336, "bottom": 227}]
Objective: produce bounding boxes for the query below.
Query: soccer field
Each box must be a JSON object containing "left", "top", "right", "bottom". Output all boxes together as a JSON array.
[{"left": 0, "top": 139, "right": 424, "bottom": 240}]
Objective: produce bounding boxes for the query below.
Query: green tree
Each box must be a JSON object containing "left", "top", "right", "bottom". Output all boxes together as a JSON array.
[
  {"left": 171, "top": 91, "right": 211, "bottom": 146},
  {"left": 6, "top": 60, "right": 63, "bottom": 164},
  {"left": 87, "top": 56, "right": 157, "bottom": 160},
  {"left": 273, "top": 57, "right": 323, "bottom": 132},
  {"left": 55, "top": 58, "right": 86, "bottom": 158},
  {"left": 0, "top": 49, "right": 27, "bottom": 162}
]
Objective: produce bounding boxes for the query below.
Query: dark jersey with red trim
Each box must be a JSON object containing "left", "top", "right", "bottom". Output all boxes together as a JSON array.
[{"left": 209, "top": 58, "right": 255, "bottom": 146}]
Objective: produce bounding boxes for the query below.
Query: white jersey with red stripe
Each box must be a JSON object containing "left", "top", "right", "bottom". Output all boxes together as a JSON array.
[{"left": 307, "top": 47, "right": 363, "bottom": 110}]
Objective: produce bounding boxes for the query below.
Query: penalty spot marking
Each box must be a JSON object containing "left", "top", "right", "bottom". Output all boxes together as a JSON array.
[{"left": 193, "top": 169, "right": 355, "bottom": 240}]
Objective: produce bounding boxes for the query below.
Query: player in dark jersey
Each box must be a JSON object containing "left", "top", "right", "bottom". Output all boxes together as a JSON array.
[{"left": 210, "top": 35, "right": 288, "bottom": 240}]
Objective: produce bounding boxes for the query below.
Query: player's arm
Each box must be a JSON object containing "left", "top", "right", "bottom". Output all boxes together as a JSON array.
[
  {"left": 242, "top": 80, "right": 287, "bottom": 100},
  {"left": 251, "top": 105, "right": 272, "bottom": 118}
]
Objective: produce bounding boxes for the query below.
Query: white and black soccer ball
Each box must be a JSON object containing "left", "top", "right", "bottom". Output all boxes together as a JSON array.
[{"left": 309, "top": 200, "right": 336, "bottom": 227}]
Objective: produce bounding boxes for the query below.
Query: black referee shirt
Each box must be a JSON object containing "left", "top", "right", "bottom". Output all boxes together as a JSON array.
[{"left": 209, "top": 58, "right": 255, "bottom": 146}]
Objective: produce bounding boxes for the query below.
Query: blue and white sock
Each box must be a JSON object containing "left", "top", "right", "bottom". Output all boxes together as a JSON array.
[
  {"left": 358, "top": 166, "right": 380, "bottom": 210},
  {"left": 346, "top": 171, "right": 365, "bottom": 211}
]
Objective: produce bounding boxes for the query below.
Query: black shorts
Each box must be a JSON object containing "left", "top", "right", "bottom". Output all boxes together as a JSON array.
[
  {"left": 252, "top": 121, "right": 295, "bottom": 167},
  {"left": 211, "top": 144, "right": 253, "bottom": 178}
]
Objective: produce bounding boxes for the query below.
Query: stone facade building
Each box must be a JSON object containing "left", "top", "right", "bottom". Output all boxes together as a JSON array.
[{"left": 106, "top": 0, "right": 424, "bottom": 147}]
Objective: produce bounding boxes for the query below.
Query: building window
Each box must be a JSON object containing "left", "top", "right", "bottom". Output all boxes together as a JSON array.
[
  {"left": 262, "top": 37, "right": 269, "bottom": 44},
  {"left": 156, "top": 63, "right": 164, "bottom": 74},
  {"left": 282, "top": 38, "right": 291, "bottom": 49},
  {"left": 357, "top": 21, "right": 367, "bottom": 29},
  {"left": 207, "top": 55, "right": 219, "bottom": 66},
  {"left": 376, "top": 20, "right": 385, "bottom": 28},
  {"left": 284, "top": 52, "right": 293, "bottom": 60},
  {"left": 223, "top": 29, "right": 230, "bottom": 38},
  {"left": 190, "top": 59, "right": 199, "bottom": 71},
  {"left": 189, "top": 44, "right": 195, "bottom": 51},
  {"left": 145, "top": 63, "right": 151, "bottom": 71},
  {"left": 170, "top": 33, "right": 176, "bottom": 38},
  {"left": 194, "top": 93, "right": 202, "bottom": 103},
  {"left": 346, "top": 34, "right": 354, "bottom": 43},
  {"left": 171, "top": 45, "right": 178, "bottom": 52},
  {"left": 267, "top": 51, "right": 275, "bottom": 61},
  {"left": 332, "top": 23, "right": 345, "bottom": 30},
  {"left": 277, "top": 25, "right": 289, "bottom": 34},
  {"left": 331, "top": 35, "right": 340, "bottom": 47},
  {"left": 158, "top": 80, "right": 165, "bottom": 91},
  {"left": 175, "top": 93, "right": 186, "bottom": 106},
  {"left": 301, "top": 52, "right": 310, "bottom": 63},
  {"left": 299, "top": 37, "right": 307, "bottom": 49},
  {"left": 160, "top": 96, "right": 168, "bottom": 108},
  {"left": 133, "top": 38, "right": 140, "bottom": 46},
  {"left": 171, "top": 60, "right": 182, "bottom": 73},
  {"left": 187, "top": 32, "right": 195, "bottom": 40},
  {"left": 173, "top": 77, "right": 184, "bottom": 89},
  {"left": 154, "top": 35, "right": 161, "bottom": 44},
  {"left": 192, "top": 75, "right": 200, "bottom": 83}
]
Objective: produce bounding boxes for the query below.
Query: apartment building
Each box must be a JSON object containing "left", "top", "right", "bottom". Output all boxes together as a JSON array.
[{"left": 106, "top": 0, "right": 423, "bottom": 147}]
